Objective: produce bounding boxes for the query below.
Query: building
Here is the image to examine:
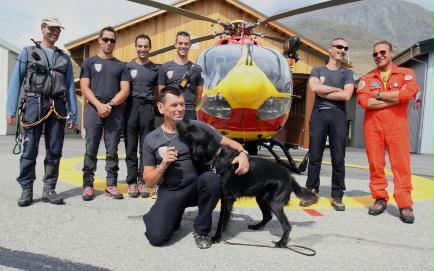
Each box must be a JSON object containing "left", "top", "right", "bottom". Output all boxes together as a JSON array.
[
  {"left": 0, "top": 38, "right": 20, "bottom": 135},
  {"left": 65, "top": 0, "right": 332, "bottom": 147},
  {"left": 352, "top": 38, "right": 433, "bottom": 154}
]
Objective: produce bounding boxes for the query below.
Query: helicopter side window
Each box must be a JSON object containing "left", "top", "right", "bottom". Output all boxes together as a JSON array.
[
  {"left": 198, "top": 45, "right": 242, "bottom": 90},
  {"left": 251, "top": 46, "right": 292, "bottom": 93}
]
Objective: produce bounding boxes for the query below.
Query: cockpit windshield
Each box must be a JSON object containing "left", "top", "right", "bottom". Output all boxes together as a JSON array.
[
  {"left": 198, "top": 45, "right": 242, "bottom": 90},
  {"left": 197, "top": 45, "right": 292, "bottom": 93}
]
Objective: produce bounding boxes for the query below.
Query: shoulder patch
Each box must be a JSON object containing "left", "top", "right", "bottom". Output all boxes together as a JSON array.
[
  {"left": 357, "top": 80, "right": 365, "bottom": 90},
  {"left": 130, "top": 69, "right": 137, "bottom": 78},
  {"left": 404, "top": 74, "right": 413, "bottom": 81}
]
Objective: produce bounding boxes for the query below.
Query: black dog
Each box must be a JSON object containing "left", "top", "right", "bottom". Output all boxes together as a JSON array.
[{"left": 176, "top": 121, "right": 317, "bottom": 247}]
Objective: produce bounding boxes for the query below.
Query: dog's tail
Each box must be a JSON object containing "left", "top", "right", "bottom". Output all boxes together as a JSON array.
[{"left": 291, "top": 178, "right": 317, "bottom": 201}]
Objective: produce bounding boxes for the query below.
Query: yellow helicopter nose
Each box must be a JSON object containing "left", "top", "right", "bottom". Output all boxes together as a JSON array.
[{"left": 217, "top": 64, "right": 270, "bottom": 108}]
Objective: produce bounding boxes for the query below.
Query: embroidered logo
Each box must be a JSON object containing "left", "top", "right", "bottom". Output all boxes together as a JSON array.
[
  {"left": 404, "top": 74, "right": 413, "bottom": 81},
  {"left": 166, "top": 70, "right": 173, "bottom": 79},
  {"left": 130, "top": 69, "right": 137, "bottom": 79},
  {"left": 94, "top": 64, "right": 102, "bottom": 72}
]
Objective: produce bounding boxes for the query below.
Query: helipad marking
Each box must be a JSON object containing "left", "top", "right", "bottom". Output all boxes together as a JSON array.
[{"left": 59, "top": 154, "right": 433, "bottom": 211}]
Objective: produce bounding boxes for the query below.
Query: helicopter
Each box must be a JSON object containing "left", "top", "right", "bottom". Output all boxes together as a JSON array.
[{"left": 128, "top": 0, "right": 361, "bottom": 173}]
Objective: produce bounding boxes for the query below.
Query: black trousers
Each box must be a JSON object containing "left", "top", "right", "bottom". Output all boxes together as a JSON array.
[
  {"left": 143, "top": 171, "right": 221, "bottom": 246},
  {"left": 17, "top": 97, "right": 66, "bottom": 189},
  {"left": 82, "top": 103, "right": 124, "bottom": 187},
  {"left": 306, "top": 108, "right": 347, "bottom": 199},
  {"left": 124, "top": 98, "right": 155, "bottom": 185}
]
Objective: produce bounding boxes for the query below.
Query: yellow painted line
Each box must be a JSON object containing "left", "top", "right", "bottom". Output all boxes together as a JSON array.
[{"left": 59, "top": 155, "right": 433, "bottom": 210}]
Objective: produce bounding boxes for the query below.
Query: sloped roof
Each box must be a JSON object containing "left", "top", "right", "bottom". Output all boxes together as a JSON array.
[
  {"left": 0, "top": 38, "right": 20, "bottom": 54},
  {"left": 65, "top": 0, "right": 329, "bottom": 57}
]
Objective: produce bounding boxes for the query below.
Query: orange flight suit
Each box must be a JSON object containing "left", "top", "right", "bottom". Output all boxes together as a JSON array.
[{"left": 357, "top": 63, "right": 419, "bottom": 209}]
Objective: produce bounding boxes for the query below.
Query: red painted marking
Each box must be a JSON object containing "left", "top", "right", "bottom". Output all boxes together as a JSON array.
[
  {"left": 198, "top": 108, "right": 287, "bottom": 132},
  {"left": 303, "top": 209, "right": 324, "bottom": 216}
]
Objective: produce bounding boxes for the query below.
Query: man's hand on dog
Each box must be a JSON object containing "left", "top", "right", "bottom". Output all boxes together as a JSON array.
[{"left": 232, "top": 152, "right": 249, "bottom": 175}]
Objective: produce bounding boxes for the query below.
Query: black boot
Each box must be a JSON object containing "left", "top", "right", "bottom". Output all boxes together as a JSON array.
[
  {"left": 42, "top": 186, "right": 64, "bottom": 205},
  {"left": 18, "top": 187, "right": 33, "bottom": 207}
]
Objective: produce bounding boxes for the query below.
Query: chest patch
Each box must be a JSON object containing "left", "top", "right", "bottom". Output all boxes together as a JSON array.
[
  {"left": 370, "top": 81, "right": 381, "bottom": 88},
  {"left": 166, "top": 70, "right": 174, "bottom": 80},
  {"left": 130, "top": 69, "right": 137, "bottom": 79},
  {"left": 94, "top": 64, "right": 102, "bottom": 72}
]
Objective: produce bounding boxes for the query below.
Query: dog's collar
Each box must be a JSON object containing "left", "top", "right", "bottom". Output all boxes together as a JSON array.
[{"left": 204, "top": 147, "right": 222, "bottom": 167}]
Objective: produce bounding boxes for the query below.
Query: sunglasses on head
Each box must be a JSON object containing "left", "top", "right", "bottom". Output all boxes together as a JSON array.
[
  {"left": 332, "top": 44, "right": 349, "bottom": 51},
  {"left": 372, "top": 50, "right": 387, "bottom": 58},
  {"left": 102, "top": 37, "right": 116, "bottom": 44}
]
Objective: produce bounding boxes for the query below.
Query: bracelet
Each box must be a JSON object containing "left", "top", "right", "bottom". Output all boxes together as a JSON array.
[{"left": 239, "top": 149, "right": 249, "bottom": 156}]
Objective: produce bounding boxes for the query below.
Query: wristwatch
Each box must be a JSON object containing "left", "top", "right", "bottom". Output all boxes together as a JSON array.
[
  {"left": 108, "top": 100, "right": 115, "bottom": 108},
  {"left": 375, "top": 92, "right": 382, "bottom": 100}
]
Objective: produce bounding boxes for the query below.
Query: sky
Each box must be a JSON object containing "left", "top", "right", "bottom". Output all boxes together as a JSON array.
[{"left": 0, "top": 0, "right": 432, "bottom": 51}]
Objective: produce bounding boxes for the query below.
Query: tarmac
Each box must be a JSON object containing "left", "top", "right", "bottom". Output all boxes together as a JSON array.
[{"left": 0, "top": 134, "right": 432, "bottom": 271}]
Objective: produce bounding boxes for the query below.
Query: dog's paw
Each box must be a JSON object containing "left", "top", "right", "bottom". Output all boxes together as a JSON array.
[
  {"left": 272, "top": 240, "right": 287, "bottom": 248},
  {"left": 211, "top": 236, "right": 222, "bottom": 244},
  {"left": 247, "top": 224, "right": 262, "bottom": 230}
]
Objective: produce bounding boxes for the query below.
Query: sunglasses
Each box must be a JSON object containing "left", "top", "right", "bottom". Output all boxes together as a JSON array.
[
  {"left": 44, "top": 25, "right": 61, "bottom": 32},
  {"left": 332, "top": 44, "right": 349, "bottom": 51},
  {"left": 372, "top": 50, "right": 387, "bottom": 58},
  {"left": 102, "top": 37, "right": 116, "bottom": 44}
]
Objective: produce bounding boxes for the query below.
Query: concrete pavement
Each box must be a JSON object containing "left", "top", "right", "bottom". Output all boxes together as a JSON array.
[{"left": 0, "top": 135, "right": 432, "bottom": 271}]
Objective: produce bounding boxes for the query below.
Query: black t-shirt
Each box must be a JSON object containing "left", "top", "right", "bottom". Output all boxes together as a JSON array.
[
  {"left": 310, "top": 66, "right": 355, "bottom": 111},
  {"left": 158, "top": 61, "right": 203, "bottom": 110},
  {"left": 142, "top": 120, "right": 223, "bottom": 190},
  {"left": 80, "top": 56, "right": 129, "bottom": 102},
  {"left": 126, "top": 60, "right": 159, "bottom": 101}
]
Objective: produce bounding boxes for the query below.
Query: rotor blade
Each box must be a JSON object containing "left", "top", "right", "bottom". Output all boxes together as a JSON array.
[
  {"left": 149, "top": 32, "right": 224, "bottom": 57},
  {"left": 128, "top": 0, "right": 219, "bottom": 24},
  {"left": 262, "top": 0, "right": 362, "bottom": 23}
]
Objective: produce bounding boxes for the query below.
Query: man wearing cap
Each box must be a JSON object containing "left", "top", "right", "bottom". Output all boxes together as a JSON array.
[
  {"left": 80, "top": 26, "right": 130, "bottom": 201},
  {"left": 6, "top": 17, "right": 78, "bottom": 206}
]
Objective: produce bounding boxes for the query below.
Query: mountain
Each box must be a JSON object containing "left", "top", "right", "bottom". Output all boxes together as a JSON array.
[{"left": 281, "top": 0, "right": 433, "bottom": 75}]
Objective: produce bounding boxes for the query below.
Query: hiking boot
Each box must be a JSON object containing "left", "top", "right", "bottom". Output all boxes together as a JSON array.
[
  {"left": 18, "top": 187, "right": 33, "bottom": 207},
  {"left": 138, "top": 183, "right": 155, "bottom": 198},
  {"left": 368, "top": 199, "right": 387, "bottom": 216},
  {"left": 128, "top": 183, "right": 139, "bottom": 198},
  {"left": 105, "top": 186, "right": 124, "bottom": 199},
  {"left": 331, "top": 198, "right": 345, "bottom": 211},
  {"left": 299, "top": 188, "right": 318, "bottom": 207},
  {"left": 82, "top": 186, "right": 95, "bottom": 201},
  {"left": 399, "top": 207, "right": 415, "bottom": 224},
  {"left": 42, "top": 187, "right": 64, "bottom": 205},
  {"left": 193, "top": 232, "right": 212, "bottom": 249}
]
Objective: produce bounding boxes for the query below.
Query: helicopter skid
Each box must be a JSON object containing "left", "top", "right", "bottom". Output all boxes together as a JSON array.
[{"left": 258, "top": 137, "right": 308, "bottom": 174}]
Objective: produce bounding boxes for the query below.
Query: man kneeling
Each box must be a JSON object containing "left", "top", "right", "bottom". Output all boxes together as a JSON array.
[{"left": 142, "top": 86, "right": 249, "bottom": 249}]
